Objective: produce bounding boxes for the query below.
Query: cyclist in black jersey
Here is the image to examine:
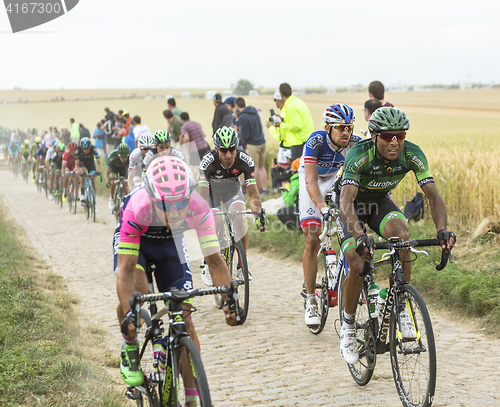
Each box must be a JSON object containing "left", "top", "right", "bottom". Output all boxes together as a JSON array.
[
  {"left": 75, "top": 137, "right": 102, "bottom": 201},
  {"left": 337, "top": 107, "right": 455, "bottom": 365},
  {"left": 49, "top": 143, "right": 65, "bottom": 199},
  {"left": 142, "top": 130, "right": 184, "bottom": 171},
  {"left": 199, "top": 127, "right": 265, "bottom": 255},
  {"left": 105, "top": 143, "right": 130, "bottom": 210}
]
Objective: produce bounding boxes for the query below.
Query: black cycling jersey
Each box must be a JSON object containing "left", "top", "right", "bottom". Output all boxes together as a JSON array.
[
  {"left": 198, "top": 148, "right": 256, "bottom": 187},
  {"left": 51, "top": 152, "right": 64, "bottom": 170},
  {"left": 142, "top": 147, "right": 184, "bottom": 171},
  {"left": 75, "top": 145, "right": 100, "bottom": 162}
]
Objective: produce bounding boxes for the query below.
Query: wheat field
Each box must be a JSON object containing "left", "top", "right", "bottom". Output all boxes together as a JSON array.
[{"left": 1, "top": 88, "right": 499, "bottom": 225}]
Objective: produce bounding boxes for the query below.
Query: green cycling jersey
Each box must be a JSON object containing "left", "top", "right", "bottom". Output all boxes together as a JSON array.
[
  {"left": 107, "top": 149, "right": 129, "bottom": 169},
  {"left": 341, "top": 139, "right": 434, "bottom": 203}
]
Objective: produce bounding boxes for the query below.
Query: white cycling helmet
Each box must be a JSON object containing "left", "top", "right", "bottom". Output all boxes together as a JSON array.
[{"left": 138, "top": 132, "right": 154, "bottom": 148}]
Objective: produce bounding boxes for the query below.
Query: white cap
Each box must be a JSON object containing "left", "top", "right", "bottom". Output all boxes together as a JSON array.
[{"left": 273, "top": 91, "right": 282, "bottom": 100}]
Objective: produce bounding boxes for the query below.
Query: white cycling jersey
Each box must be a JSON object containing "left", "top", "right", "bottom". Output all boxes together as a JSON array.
[{"left": 128, "top": 147, "right": 144, "bottom": 179}]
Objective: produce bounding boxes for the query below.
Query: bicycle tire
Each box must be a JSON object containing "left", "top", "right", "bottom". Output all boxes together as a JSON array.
[
  {"left": 230, "top": 238, "right": 249, "bottom": 319},
  {"left": 389, "top": 284, "right": 436, "bottom": 407},
  {"left": 114, "top": 184, "right": 123, "bottom": 224},
  {"left": 84, "top": 184, "right": 90, "bottom": 219},
  {"left": 309, "top": 250, "right": 330, "bottom": 335},
  {"left": 90, "top": 184, "right": 96, "bottom": 222},
  {"left": 169, "top": 336, "right": 212, "bottom": 407},
  {"left": 338, "top": 268, "right": 376, "bottom": 386},
  {"left": 214, "top": 224, "right": 230, "bottom": 309}
]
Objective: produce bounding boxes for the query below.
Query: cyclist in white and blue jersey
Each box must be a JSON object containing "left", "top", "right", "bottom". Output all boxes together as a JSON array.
[{"left": 298, "top": 103, "right": 362, "bottom": 327}]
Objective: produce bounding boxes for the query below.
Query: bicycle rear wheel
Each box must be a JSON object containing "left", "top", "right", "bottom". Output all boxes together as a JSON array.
[
  {"left": 167, "top": 336, "right": 211, "bottom": 407},
  {"left": 84, "top": 186, "right": 90, "bottom": 219},
  {"left": 338, "top": 268, "right": 376, "bottom": 386},
  {"left": 309, "top": 250, "right": 330, "bottom": 335},
  {"left": 390, "top": 284, "right": 436, "bottom": 407}
]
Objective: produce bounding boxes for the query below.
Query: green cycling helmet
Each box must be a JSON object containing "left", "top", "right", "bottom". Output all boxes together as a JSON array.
[
  {"left": 213, "top": 126, "right": 239, "bottom": 149},
  {"left": 117, "top": 143, "right": 130, "bottom": 158},
  {"left": 57, "top": 143, "right": 66, "bottom": 152},
  {"left": 368, "top": 106, "right": 410, "bottom": 133},
  {"left": 153, "top": 130, "right": 172, "bottom": 146}
]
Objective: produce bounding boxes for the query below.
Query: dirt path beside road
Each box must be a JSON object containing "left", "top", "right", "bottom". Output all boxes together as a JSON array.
[{"left": 1, "top": 171, "right": 499, "bottom": 407}]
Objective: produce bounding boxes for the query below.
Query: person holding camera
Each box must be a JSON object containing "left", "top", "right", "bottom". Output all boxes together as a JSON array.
[{"left": 266, "top": 91, "right": 292, "bottom": 168}]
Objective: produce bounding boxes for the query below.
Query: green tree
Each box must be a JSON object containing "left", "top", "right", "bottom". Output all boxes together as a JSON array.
[{"left": 235, "top": 79, "right": 254, "bottom": 95}]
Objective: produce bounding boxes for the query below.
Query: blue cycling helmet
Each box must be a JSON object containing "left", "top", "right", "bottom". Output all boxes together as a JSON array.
[
  {"left": 51, "top": 139, "right": 58, "bottom": 147},
  {"left": 80, "top": 137, "right": 91, "bottom": 148},
  {"left": 323, "top": 103, "right": 356, "bottom": 124}
]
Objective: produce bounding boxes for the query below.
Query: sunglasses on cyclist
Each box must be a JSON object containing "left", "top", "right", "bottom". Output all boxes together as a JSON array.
[
  {"left": 376, "top": 132, "right": 406, "bottom": 142},
  {"left": 140, "top": 147, "right": 150, "bottom": 151},
  {"left": 218, "top": 146, "right": 237, "bottom": 154},
  {"left": 154, "top": 198, "right": 190, "bottom": 211},
  {"left": 331, "top": 124, "right": 354, "bottom": 132}
]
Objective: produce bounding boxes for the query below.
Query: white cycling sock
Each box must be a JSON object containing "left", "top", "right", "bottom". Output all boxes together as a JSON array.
[{"left": 342, "top": 310, "right": 356, "bottom": 330}]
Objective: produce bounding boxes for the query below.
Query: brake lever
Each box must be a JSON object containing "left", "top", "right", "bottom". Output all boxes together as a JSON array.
[{"left": 129, "top": 291, "right": 142, "bottom": 334}]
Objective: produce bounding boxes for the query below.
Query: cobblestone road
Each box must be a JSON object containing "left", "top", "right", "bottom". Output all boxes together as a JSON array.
[{"left": 1, "top": 172, "right": 499, "bottom": 407}]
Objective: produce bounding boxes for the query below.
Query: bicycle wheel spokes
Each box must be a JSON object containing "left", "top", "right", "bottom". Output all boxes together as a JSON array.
[
  {"left": 309, "top": 253, "right": 329, "bottom": 335},
  {"left": 390, "top": 285, "right": 436, "bottom": 407},
  {"left": 174, "top": 337, "right": 212, "bottom": 406}
]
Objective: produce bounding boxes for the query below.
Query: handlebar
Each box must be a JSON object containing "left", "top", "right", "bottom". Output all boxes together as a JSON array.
[
  {"left": 129, "top": 280, "right": 243, "bottom": 330},
  {"left": 358, "top": 236, "right": 453, "bottom": 277},
  {"left": 213, "top": 208, "right": 266, "bottom": 228}
]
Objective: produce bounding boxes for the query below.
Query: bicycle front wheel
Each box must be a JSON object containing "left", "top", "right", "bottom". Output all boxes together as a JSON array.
[
  {"left": 309, "top": 250, "right": 330, "bottom": 335},
  {"left": 169, "top": 336, "right": 211, "bottom": 407},
  {"left": 338, "top": 268, "right": 376, "bottom": 386},
  {"left": 90, "top": 186, "right": 96, "bottom": 222},
  {"left": 229, "top": 239, "right": 249, "bottom": 319},
  {"left": 390, "top": 284, "right": 436, "bottom": 407}
]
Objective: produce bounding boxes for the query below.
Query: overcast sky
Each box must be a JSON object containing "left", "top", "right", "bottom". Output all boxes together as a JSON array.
[{"left": 0, "top": 0, "right": 498, "bottom": 90}]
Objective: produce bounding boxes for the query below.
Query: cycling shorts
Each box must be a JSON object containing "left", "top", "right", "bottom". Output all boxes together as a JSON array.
[
  {"left": 78, "top": 159, "right": 96, "bottom": 174},
  {"left": 64, "top": 163, "right": 75, "bottom": 172},
  {"left": 113, "top": 227, "right": 193, "bottom": 292},
  {"left": 109, "top": 165, "right": 128, "bottom": 178},
  {"left": 209, "top": 180, "right": 245, "bottom": 211},
  {"left": 335, "top": 195, "right": 406, "bottom": 255},
  {"left": 299, "top": 172, "right": 336, "bottom": 229}
]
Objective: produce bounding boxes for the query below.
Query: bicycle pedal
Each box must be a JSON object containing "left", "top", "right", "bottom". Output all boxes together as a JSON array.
[{"left": 125, "top": 385, "right": 141, "bottom": 400}]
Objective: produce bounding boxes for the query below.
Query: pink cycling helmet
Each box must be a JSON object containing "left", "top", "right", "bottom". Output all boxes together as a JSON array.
[{"left": 144, "top": 156, "right": 196, "bottom": 202}]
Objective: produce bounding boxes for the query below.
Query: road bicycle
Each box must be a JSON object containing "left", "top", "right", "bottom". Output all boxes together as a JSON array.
[
  {"left": 35, "top": 165, "right": 44, "bottom": 193},
  {"left": 79, "top": 172, "right": 102, "bottom": 222},
  {"left": 301, "top": 203, "right": 344, "bottom": 335},
  {"left": 53, "top": 172, "right": 64, "bottom": 209},
  {"left": 205, "top": 209, "right": 265, "bottom": 317},
  {"left": 338, "top": 234, "right": 453, "bottom": 407},
  {"left": 67, "top": 170, "right": 78, "bottom": 214},
  {"left": 22, "top": 158, "right": 30, "bottom": 183},
  {"left": 125, "top": 263, "right": 243, "bottom": 407},
  {"left": 110, "top": 176, "right": 127, "bottom": 223}
]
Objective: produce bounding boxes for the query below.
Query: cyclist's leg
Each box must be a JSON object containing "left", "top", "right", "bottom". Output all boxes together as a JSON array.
[
  {"left": 227, "top": 191, "right": 247, "bottom": 251},
  {"left": 367, "top": 196, "right": 411, "bottom": 280}
]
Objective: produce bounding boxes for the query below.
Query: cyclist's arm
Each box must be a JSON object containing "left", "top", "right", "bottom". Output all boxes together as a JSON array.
[
  {"left": 339, "top": 183, "right": 365, "bottom": 240},
  {"left": 105, "top": 167, "right": 111, "bottom": 185},
  {"left": 304, "top": 162, "right": 327, "bottom": 212},
  {"left": 116, "top": 253, "right": 141, "bottom": 318},
  {"left": 246, "top": 184, "right": 262, "bottom": 214},
  {"left": 61, "top": 160, "right": 67, "bottom": 173},
  {"left": 96, "top": 157, "right": 102, "bottom": 173},
  {"left": 420, "top": 182, "right": 452, "bottom": 247}
]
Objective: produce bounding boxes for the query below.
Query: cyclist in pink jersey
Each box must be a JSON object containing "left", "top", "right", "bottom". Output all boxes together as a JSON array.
[{"left": 114, "top": 156, "right": 240, "bottom": 388}]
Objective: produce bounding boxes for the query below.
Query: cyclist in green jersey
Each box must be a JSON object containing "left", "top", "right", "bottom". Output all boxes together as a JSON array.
[
  {"left": 20, "top": 139, "right": 31, "bottom": 179},
  {"left": 105, "top": 143, "right": 130, "bottom": 210},
  {"left": 336, "top": 107, "right": 456, "bottom": 364}
]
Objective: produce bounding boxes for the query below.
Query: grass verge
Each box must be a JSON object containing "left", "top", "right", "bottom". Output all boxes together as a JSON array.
[
  {"left": 248, "top": 215, "right": 500, "bottom": 332},
  {"left": 0, "top": 202, "right": 122, "bottom": 406}
]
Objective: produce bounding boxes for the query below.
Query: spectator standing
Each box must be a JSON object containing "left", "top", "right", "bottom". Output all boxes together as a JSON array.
[
  {"left": 167, "top": 98, "right": 182, "bottom": 116},
  {"left": 234, "top": 97, "right": 269, "bottom": 194},
  {"left": 93, "top": 121, "right": 107, "bottom": 162},
  {"left": 368, "top": 81, "right": 394, "bottom": 107},
  {"left": 275, "top": 83, "right": 314, "bottom": 162},
  {"left": 211, "top": 93, "right": 230, "bottom": 134},
  {"left": 122, "top": 111, "right": 131, "bottom": 135},
  {"left": 163, "top": 109, "right": 183, "bottom": 148},
  {"left": 362, "top": 99, "right": 383, "bottom": 138},
  {"left": 179, "top": 112, "right": 210, "bottom": 177},
  {"left": 221, "top": 96, "right": 235, "bottom": 128},
  {"left": 70, "top": 118, "right": 79, "bottom": 143},
  {"left": 132, "top": 115, "right": 151, "bottom": 147},
  {"left": 60, "top": 126, "right": 70, "bottom": 145},
  {"left": 266, "top": 91, "right": 291, "bottom": 166},
  {"left": 79, "top": 123, "right": 91, "bottom": 141}
]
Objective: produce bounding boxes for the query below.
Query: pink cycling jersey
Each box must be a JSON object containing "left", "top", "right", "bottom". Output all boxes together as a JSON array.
[{"left": 118, "top": 187, "right": 219, "bottom": 256}]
